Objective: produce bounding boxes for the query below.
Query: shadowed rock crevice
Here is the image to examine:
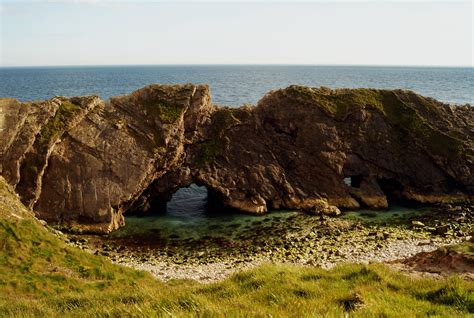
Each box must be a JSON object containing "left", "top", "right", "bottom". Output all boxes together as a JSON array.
[{"left": 0, "top": 84, "right": 472, "bottom": 233}]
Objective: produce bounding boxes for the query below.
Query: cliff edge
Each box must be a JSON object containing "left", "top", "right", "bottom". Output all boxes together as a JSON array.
[{"left": 1, "top": 84, "right": 472, "bottom": 233}]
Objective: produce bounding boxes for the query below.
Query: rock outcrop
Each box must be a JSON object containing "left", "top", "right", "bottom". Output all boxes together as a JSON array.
[{"left": 1, "top": 84, "right": 472, "bottom": 233}]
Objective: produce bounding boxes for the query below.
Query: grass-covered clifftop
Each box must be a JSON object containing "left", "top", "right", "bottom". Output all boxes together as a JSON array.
[
  {"left": 284, "top": 85, "right": 470, "bottom": 162},
  {"left": 1, "top": 176, "right": 473, "bottom": 316}
]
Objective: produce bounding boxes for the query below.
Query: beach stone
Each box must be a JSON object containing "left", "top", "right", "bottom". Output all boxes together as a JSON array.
[
  {"left": 434, "top": 225, "right": 449, "bottom": 235},
  {"left": 411, "top": 221, "right": 425, "bottom": 228}
]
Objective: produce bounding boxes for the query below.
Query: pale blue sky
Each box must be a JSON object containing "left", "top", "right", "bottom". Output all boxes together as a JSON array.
[{"left": 0, "top": 1, "right": 472, "bottom": 67}]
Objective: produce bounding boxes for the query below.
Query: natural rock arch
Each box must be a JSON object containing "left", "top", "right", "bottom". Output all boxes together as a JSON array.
[{"left": 1, "top": 84, "right": 472, "bottom": 233}]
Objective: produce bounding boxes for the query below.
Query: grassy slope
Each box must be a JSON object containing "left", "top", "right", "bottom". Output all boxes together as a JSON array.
[{"left": 0, "top": 178, "right": 473, "bottom": 317}]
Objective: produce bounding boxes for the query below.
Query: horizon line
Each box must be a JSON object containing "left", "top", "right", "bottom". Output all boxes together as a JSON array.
[{"left": 1, "top": 63, "right": 473, "bottom": 69}]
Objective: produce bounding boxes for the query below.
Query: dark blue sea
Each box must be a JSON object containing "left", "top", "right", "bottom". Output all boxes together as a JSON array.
[
  {"left": 1, "top": 65, "right": 473, "bottom": 105},
  {"left": 1, "top": 65, "right": 472, "bottom": 237}
]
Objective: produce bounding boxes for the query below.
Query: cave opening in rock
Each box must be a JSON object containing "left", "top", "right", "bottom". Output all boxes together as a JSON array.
[
  {"left": 377, "top": 178, "right": 403, "bottom": 198},
  {"left": 344, "top": 175, "right": 363, "bottom": 188},
  {"left": 167, "top": 184, "right": 225, "bottom": 218},
  {"left": 165, "top": 184, "right": 208, "bottom": 218},
  {"left": 135, "top": 183, "right": 232, "bottom": 218},
  {"left": 376, "top": 178, "right": 408, "bottom": 206}
]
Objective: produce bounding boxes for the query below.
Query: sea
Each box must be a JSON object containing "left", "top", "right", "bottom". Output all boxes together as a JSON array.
[
  {"left": 1, "top": 65, "right": 473, "bottom": 106},
  {"left": 1, "top": 65, "right": 472, "bottom": 238}
]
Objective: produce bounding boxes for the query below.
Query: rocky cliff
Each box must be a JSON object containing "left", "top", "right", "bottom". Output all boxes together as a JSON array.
[{"left": 1, "top": 85, "right": 472, "bottom": 233}]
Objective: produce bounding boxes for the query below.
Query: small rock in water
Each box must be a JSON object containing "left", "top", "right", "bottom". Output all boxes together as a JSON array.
[{"left": 411, "top": 220, "right": 425, "bottom": 227}]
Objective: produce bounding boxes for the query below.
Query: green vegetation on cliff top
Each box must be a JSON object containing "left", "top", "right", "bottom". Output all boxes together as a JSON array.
[
  {"left": 156, "top": 102, "right": 184, "bottom": 124},
  {"left": 286, "top": 85, "right": 468, "bottom": 161},
  {"left": 0, "top": 177, "right": 473, "bottom": 317},
  {"left": 140, "top": 84, "right": 195, "bottom": 124},
  {"left": 38, "top": 99, "right": 83, "bottom": 146}
]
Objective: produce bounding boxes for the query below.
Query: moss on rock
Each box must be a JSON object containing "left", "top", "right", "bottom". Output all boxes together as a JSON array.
[
  {"left": 285, "top": 85, "right": 381, "bottom": 120},
  {"left": 155, "top": 102, "right": 184, "bottom": 124},
  {"left": 38, "top": 99, "right": 82, "bottom": 146},
  {"left": 198, "top": 139, "right": 228, "bottom": 164},
  {"left": 197, "top": 108, "right": 241, "bottom": 164},
  {"left": 286, "top": 85, "right": 468, "bottom": 162},
  {"left": 138, "top": 85, "right": 195, "bottom": 124},
  {"left": 209, "top": 108, "right": 241, "bottom": 138}
]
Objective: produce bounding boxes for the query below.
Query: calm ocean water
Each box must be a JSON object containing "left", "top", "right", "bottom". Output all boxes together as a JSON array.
[{"left": 0, "top": 65, "right": 473, "bottom": 105}]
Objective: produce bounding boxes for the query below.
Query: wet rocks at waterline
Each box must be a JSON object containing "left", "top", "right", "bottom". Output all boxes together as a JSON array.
[{"left": 0, "top": 84, "right": 472, "bottom": 233}]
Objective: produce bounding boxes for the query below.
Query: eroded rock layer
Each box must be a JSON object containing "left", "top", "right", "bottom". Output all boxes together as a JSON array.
[{"left": 1, "top": 85, "right": 472, "bottom": 232}]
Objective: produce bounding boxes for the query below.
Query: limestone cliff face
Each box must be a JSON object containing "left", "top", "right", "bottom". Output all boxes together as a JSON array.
[
  {"left": 1, "top": 85, "right": 472, "bottom": 233},
  {"left": 186, "top": 87, "right": 473, "bottom": 215}
]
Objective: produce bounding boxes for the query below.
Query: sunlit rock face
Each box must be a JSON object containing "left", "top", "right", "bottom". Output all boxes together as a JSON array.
[{"left": 1, "top": 84, "right": 472, "bottom": 233}]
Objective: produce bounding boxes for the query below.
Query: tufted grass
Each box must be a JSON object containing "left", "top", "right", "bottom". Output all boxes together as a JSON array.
[{"left": 1, "top": 177, "right": 473, "bottom": 317}]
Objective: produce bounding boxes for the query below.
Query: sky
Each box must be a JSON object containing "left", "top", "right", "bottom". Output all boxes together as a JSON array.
[{"left": 0, "top": 0, "right": 472, "bottom": 67}]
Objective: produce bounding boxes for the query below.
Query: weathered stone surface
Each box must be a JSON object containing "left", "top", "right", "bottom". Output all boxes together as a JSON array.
[
  {"left": 1, "top": 98, "right": 59, "bottom": 186},
  {"left": 16, "top": 97, "right": 100, "bottom": 210},
  {"left": 35, "top": 84, "right": 213, "bottom": 233},
  {"left": 0, "top": 84, "right": 472, "bottom": 233},
  {"left": 183, "top": 86, "right": 473, "bottom": 215}
]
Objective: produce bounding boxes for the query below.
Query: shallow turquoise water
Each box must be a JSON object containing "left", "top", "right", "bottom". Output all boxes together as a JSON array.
[
  {"left": 112, "top": 184, "right": 427, "bottom": 242},
  {"left": 341, "top": 206, "right": 427, "bottom": 222},
  {"left": 112, "top": 209, "right": 300, "bottom": 241}
]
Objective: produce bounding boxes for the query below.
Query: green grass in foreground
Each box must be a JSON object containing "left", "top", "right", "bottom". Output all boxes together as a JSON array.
[{"left": 0, "top": 178, "right": 473, "bottom": 317}]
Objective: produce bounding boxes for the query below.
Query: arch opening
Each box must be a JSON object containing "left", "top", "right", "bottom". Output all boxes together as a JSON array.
[
  {"left": 344, "top": 175, "right": 363, "bottom": 188},
  {"left": 375, "top": 177, "right": 422, "bottom": 207},
  {"left": 166, "top": 183, "right": 229, "bottom": 218},
  {"left": 128, "top": 183, "right": 233, "bottom": 218},
  {"left": 377, "top": 177, "right": 403, "bottom": 202}
]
